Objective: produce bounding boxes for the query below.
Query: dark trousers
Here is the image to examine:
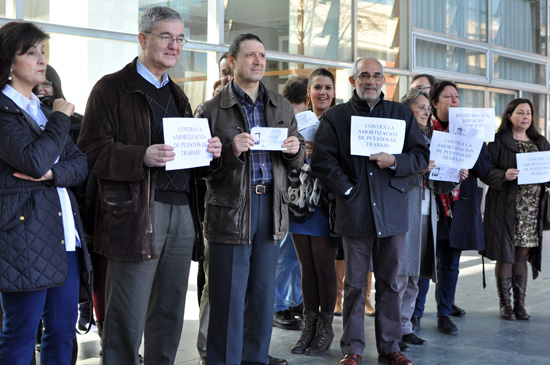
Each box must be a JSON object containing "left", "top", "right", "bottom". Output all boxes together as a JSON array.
[
  {"left": 0, "top": 251, "right": 79, "bottom": 365},
  {"left": 340, "top": 234, "right": 405, "bottom": 356},
  {"left": 413, "top": 277, "right": 430, "bottom": 318},
  {"left": 435, "top": 239, "right": 462, "bottom": 317},
  {"left": 207, "top": 192, "right": 280, "bottom": 365}
]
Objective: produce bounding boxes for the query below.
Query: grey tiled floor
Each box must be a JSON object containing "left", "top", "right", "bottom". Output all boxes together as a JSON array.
[{"left": 65, "top": 235, "right": 550, "bottom": 365}]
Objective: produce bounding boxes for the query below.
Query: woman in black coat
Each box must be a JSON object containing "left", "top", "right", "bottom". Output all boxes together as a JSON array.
[
  {"left": 0, "top": 22, "right": 89, "bottom": 364},
  {"left": 482, "top": 98, "right": 549, "bottom": 320}
]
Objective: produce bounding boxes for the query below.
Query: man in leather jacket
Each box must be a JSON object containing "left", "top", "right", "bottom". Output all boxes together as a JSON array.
[
  {"left": 195, "top": 33, "right": 304, "bottom": 365},
  {"left": 311, "top": 58, "right": 429, "bottom": 365}
]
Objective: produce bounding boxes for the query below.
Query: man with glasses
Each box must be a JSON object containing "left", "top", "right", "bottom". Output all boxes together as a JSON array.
[
  {"left": 77, "top": 7, "right": 221, "bottom": 364},
  {"left": 311, "top": 58, "right": 429, "bottom": 365}
]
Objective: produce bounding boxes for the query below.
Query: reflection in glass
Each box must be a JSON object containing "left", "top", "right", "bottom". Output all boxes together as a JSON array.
[
  {"left": 491, "top": 0, "right": 546, "bottom": 55},
  {"left": 493, "top": 54, "right": 546, "bottom": 86},
  {"left": 415, "top": 39, "right": 486, "bottom": 77},
  {"left": 413, "top": 0, "right": 487, "bottom": 42},
  {"left": 356, "top": 0, "right": 408, "bottom": 69},
  {"left": 224, "top": 0, "right": 352, "bottom": 61},
  {"left": 523, "top": 92, "right": 547, "bottom": 137}
]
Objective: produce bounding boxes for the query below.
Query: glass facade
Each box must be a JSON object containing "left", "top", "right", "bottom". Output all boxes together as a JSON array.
[{"left": 0, "top": 0, "right": 548, "bottom": 133}]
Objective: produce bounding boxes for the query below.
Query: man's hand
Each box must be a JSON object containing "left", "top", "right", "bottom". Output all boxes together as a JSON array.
[
  {"left": 459, "top": 168, "right": 469, "bottom": 181},
  {"left": 13, "top": 170, "right": 53, "bottom": 181},
  {"left": 207, "top": 137, "right": 222, "bottom": 158},
  {"left": 232, "top": 133, "right": 254, "bottom": 157},
  {"left": 369, "top": 152, "right": 396, "bottom": 169},
  {"left": 282, "top": 136, "right": 300, "bottom": 155},
  {"left": 144, "top": 144, "right": 176, "bottom": 167},
  {"left": 420, "top": 160, "right": 436, "bottom": 175}
]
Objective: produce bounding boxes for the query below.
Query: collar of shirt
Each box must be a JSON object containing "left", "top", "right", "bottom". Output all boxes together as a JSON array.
[
  {"left": 232, "top": 80, "right": 265, "bottom": 105},
  {"left": 2, "top": 84, "right": 47, "bottom": 128},
  {"left": 369, "top": 97, "right": 381, "bottom": 112},
  {"left": 136, "top": 59, "right": 169, "bottom": 89}
]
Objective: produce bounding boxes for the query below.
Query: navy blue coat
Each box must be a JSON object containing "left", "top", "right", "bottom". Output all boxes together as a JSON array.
[
  {"left": 0, "top": 92, "right": 90, "bottom": 292},
  {"left": 435, "top": 143, "right": 493, "bottom": 250}
]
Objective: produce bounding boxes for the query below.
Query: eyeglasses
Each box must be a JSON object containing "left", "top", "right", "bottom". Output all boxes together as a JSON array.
[
  {"left": 40, "top": 81, "right": 53, "bottom": 87},
  {"left": 145, "top": 32, "right": 188, "bottom": 47},
  {"left": 417, "top": 105, "right": 432, "bottom": 113},
  {"left": 356, "top": 73, "right": 384, "bottom": 81},
  {"left": 413, "top": 86, "right": 430, "bottom": 90}
]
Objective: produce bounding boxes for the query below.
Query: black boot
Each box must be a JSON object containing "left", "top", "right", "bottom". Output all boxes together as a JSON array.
[
  {"left": 496, "top": 277, "right": 515, "bottom": 320},
  {"left": 513, "top": 275, "right": 530, "bottom": 320},
  {"left": 290, "top": 311, "right": 318, "bottom": 354},
  {"left": 304, "top": 311, "right": 334, "bottom": 356}
]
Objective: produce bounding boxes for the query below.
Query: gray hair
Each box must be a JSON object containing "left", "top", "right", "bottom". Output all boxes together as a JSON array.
[
  {"left": 400, "top": 88, "right": 429, "bottom": 106},
  {"left": 350, "top": 57, "right": 385, "bottom": 78},
  {"left": 139, "top": 6, "right": 183, "bottom": 33}
]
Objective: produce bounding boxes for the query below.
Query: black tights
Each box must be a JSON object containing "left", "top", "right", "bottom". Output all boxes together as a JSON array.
[
  {"left": 292, "top": 233, "right": 337, "bottom": 313},
  {"left": 495, "top": 247, "right": 530, "bottom": 277}
]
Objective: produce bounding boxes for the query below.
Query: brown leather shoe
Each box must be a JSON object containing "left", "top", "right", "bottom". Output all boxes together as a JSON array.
[
  {"left": 378, "top": 352, "right": 414, "bottom": 365},
  {"left": 339, "top": 352, "right": 362, "bottom": 365}
]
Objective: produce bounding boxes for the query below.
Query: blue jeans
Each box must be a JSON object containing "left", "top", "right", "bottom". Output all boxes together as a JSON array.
[
  {"left": 274, "top": 232, "right": 302, "bottom": 312},
  {"left": 413, "top": 277, "right": 430, "bottom": 318},
  {"left": 436, "top": 239, "right": 462, "bottom": 317},
  {"left": 0, "top": 251, "right": 79, "bottom": 365},
  {"left": 207, "top": 192, "right": 280, "bottom": 365}
]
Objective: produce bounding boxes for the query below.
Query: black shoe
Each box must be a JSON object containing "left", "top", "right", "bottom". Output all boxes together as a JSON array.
[
  {"left": 451, "top": 303, "right": 466, "bottom": 317},
  {"left": 438, "top": 316, "right": 458, "bottom": 335},
  {"left": 273, "top": 310, "right": 301, "bottom": 330},
  {"left": 410, "top": 315, "right": 421, "bottom": 333},
  {"left": 398, "top": 341, "right": 410, "bottom": 352},
  {"left": 289, "top": 303, "right": 304, "bottom": 318},
  {"left": 402, "top": 332, "right": 426, "bottom": 345},
  {"left": 268, "top": 355, "right": 288, "bottom": 365}
]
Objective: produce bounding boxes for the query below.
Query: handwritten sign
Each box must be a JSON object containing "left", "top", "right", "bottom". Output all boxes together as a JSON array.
[
  {"left": 249, "top": 127, "right": 288, "bottom": 151},
  {"left": 429, "top": 131, "right": 484, "bottom": 182},
  {"left": 449, "top": 107, "right": 496, "bottom": 142},
  {"left": 163, "top": 118, "right": 213, "bottom": 171},
  {"left": 516, "top": 151, "right": 550, "bottom": 185},
  {"left": 350, "top": 116, "right": 406, "bottom": 156}
]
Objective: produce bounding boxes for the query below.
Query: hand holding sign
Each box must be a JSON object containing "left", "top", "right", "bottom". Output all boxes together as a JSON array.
[
  {"left": 350, "top": 116, "right": 406, "bottom": 156},
  {"left": 162, "top": 118, "right": 214, "bottom": 170},
  {"left": 429, "top": 131, "right": 483, "bottom": 182}
]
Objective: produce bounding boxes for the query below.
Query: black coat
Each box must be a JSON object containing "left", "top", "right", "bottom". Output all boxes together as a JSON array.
[
  {"left": 482, "top": 132, "right": 550, "bottom": 278},
  {"left": 0, "top": 92, "right": 91, "bottom": 292},
  {"left": 311, "top": 91, "right": 429, "bottom": 238}
]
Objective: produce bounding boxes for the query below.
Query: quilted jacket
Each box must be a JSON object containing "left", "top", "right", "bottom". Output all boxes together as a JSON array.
[{"left": 0, "top": 92, "right": 90, "bottom": 292}]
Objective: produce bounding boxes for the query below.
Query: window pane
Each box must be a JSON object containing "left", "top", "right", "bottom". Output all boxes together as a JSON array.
[
  {"left": 491, "top": 0, "right": 547, "bottom": 55},
  {"left": 490, "top": 92, "right": 516, "bottom": 130},
  {"left": 457, "top": 88, "right": 484, "bottom": 108},
  {"left": 412, "top": 0, "right": 487, "bottom": 42},
  {"left": 415, "top": 39, "right": 486, "bottom": 77},
  {"left": 224, "top": 0, "right": 352, "bottom": 61},
  {"left": 493, "top": 54, "right": 546, "bottom": 86},
  {"left": 24, "top": 0, "right": 209, "bottom": 41},
  {"left": 523, "top": 92, "right": 547, "bottom": 137},
  {"left": 357, "top": 0, "right": 408, "bottom": 69}
]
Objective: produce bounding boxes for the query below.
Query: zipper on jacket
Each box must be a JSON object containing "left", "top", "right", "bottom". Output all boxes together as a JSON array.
[{"left": 145, "top": 102, "right": 154, "bottom": 235}]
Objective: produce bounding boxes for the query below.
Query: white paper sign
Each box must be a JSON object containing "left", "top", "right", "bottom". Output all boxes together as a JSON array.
[
  {"left": 428, "top": 131, "right": 484, "bottom": 182},
  {"left": 350, "top": 116, "right": 406, "bottom": 156},
  {"left": 162, "top": 118, "right": 213, "bottom": 171},
  {"left": 249, "top": 127, "right": 288, "bottom": 151},
  {"left": 449, "top": 107, "right": 496, "bottom": 142},
  {"left": 516, "top": 151, "right": 550, "bottom": 185},
  {"left": 296, "top": 110, "right": 320, "bottom": 142}
]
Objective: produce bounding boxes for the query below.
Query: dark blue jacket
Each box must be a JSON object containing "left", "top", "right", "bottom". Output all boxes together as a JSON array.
[{"left": 0, "top": 92, "right": 90, "bottom": 292}]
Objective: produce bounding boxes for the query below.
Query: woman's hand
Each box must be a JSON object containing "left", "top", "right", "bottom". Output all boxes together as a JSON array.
[
  {"left": 52, "top": 99, "right": 75, "bottom": 117},
  {"left": 459, "top": 168, "right": 469, "bottom": 181},
  {"left": 13, "top": 170, "right": 53, "bottom": 181},
  {"left": 305, "top": 140, "right": 314, "bottom": 159},
  {"left": 420, "top": 160, "right": 436, "bottom": 175},
  {"left": 505, "top": 168, "right": 520, "bottom": 181}
]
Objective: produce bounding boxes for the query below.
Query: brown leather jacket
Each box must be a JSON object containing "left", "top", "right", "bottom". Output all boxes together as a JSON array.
[
  {"left": 77, "top": 58, "right": 204, "bottom": 261},
  {"left": 195, "top": 82, "right": 305, "bottom": 244}
]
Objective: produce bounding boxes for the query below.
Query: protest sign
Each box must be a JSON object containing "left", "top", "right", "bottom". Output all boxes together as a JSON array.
[
  {"left": 449, "top": 107, "right": 496, "bottom": 142},
  {"left": 296, "top": 110, "right": 320, "bottom": 142},
  {"left": 163, "top": 118, "right": 213, "bottom": 171},
  {"left": 350, "top": 116, "right": 406, "bottom": 156},
  {"left": 429, "top": 131, "right": 484, "bottom": 182},
  {"left": 516, "top": 151, "right": 550, "bottom": 185},
  {"left": 250, "top": 127, "right": 288, "bottom": 151}
]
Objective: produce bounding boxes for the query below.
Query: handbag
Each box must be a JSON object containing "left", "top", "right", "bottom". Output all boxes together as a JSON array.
[{"left": 542, "top": 186, "right": 550, "bottom": 231}]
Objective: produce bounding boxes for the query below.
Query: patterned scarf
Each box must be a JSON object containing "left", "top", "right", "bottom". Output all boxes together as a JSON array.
[{"left": 431, "top": 115, "right": 460, "bottom": 217}]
